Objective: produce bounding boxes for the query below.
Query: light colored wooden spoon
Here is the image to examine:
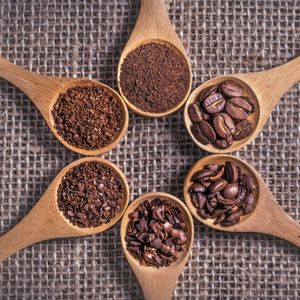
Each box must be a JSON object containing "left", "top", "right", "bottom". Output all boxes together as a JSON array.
[
  {"left": 0, "top": 57, "right": 129, "bottom": 155},
  {"left": 117, "top": 0, "right": 192, "bottom": 117},
  {"left": 0, "top": 157, "right": 129, "bottom": 263},
  {"left": 184, "top": 154, "right": 300, "bottom": 247},
  {"left": 184, "top": 56, "right": 300, "bottom": 153},
  {"left": 120, "top": 192, "right": 194, "bottom": 300}
]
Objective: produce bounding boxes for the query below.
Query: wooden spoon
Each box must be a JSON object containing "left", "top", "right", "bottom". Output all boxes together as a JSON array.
[
  {"left": 184, "top": 56, "right": 300, "bottom": 153},
  {"left": 120, "top": 192, "right": 194, "bottom": 300},
  {"left": 117, "top": 0, "right": 192, "bottom": 117},
  {"left": 183, "top": 154, "right": 300, "bottom": 247},
  {"left": 0, "top": 57, "right": 129, "bottom": 155},
  {"left": 0, "top": 157, "right": 129, "bottom": 263}
]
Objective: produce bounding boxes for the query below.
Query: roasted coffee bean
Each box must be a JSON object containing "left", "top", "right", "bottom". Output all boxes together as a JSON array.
[
  {"left": 209, "top": 179, "right": 228, "bottom": 193},
  {"left": 199, "top": 106, "right": 211, "bottom": 121},
  {"left": 189, "top": 160, "right": 256, "bottom": 227},
  {"left": 200, "top": 85, "right": 218, "bottom": 101},
  {"left": 230, "top": 97, "right": 253, "bottom": 113},
  {"left": 225, "top": 161, "right": 239, "bottom": 183},
  {"left": 243, "top": 95, "right": 256, "bottom": 111},
  {"left": 198, "top": 121, "right": 216, "bottom": 143},
  {"left": 214, "top": 135, "right": 233, "bottom": 149},
  {"left": 233, "top": 119, "right": 253, "bottom": 140},
  {"left": 220, "top": 80, "right": 244, "bottom": 97},
  {"left": 225, "top": 99, "right": 249, "bottom": 120},
  {"left": 203, "top": 93, "right": 226, "bottom": 114},
  {"left": 125, "top": 198, "right": 188, "bottom": 268},
  {"left": 57, "top": 161, "right": 124, "bottom": 228},
  {"left": 188, "top": 103, "right": 203, "bottom": 123},
  {"left": 212, "top": 113, "right": 235, "bottom": 138},
  {"left": 223, "top": 183, "right": 239, "bottom": 198},
  {"left": 191, "top": 124, "right": 210, "bottom": 145}
]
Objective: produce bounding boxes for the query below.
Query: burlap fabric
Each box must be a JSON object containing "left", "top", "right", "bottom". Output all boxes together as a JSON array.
[{"left": 0, "top": 0, "right": 299, "bottom": 299}]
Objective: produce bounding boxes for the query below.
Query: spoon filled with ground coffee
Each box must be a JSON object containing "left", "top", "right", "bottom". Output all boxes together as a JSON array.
[
  {"left": 0, "top": 157, "right": 129, "bottom": 263},
  {"left": 184, "top": 56, "right": 300, "bottom": 153},
  {"left": 184, "top": 154, "right": 300, "bottom": 247},
  {"left": 121, "top": 192, "right": 194, "bottom": 300},
  {"left": 118, "top": 0, "right": 192, "bottom": 117},
  {"left": 0, "top": 57, "right": 129, "bottom": 155}
]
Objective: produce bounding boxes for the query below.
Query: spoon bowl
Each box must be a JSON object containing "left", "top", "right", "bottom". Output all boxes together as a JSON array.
[
  {"left": 0, "top": 57, "right": 129, "bottom": 155},
  {"left": 184, "top": 56, "right": 300, "bottom": 153},
  {"left": 0, "top": 156, "right": 130, "bottom": 263},
  {"left": 117, "top": 0, "right": 192, "bottom": 117},
  {"left": 184, "top": 154, "right": 300, "bottom": 247},
  {"left": 120, "top": 192, "right": 194, "bottom": 300}
]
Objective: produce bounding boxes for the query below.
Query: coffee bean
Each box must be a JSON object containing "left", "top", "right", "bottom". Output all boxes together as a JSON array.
[
  {"left": 243, "top": 193, "right": 255, "bottom": 213},
  {"left": 199, "top": 106, "right": 211, "bottom": 121},
  {"left": 199, "top": 85, "right": 218, "bottom": 101},
  {"left": 198, "top": 121, "right": 216, "bottom": 143},
  {"left": 220, "top": 80, "right": 244, "bottom": 97},
  {"left": 209, "top": 179, "right": 228, "bottom": 193},
  {"left": 214, "top": 135, "right": 233, "bottom": 149},
  {"left": 222, "top": 183, "right": 239, "bottom": 198},
  {"left": 212, "top": 113, "right": 235, "bottom": 138},
  {"left": 225, "top": 99, "right": 249, "bottom": 120},
  {"left": 189, "top": 182, "right": 206, "bottom": 193},
  {"left": 221, "top": 210, "right": 243, "bottom": 226},
  {"left": 208, "top": 165, "right": 225, "bottom": 181},
  {"left": 243, "top": 95, "right": 256, "bottom": 111},
  {"left": 203, "top": 93, "right": 226, "bottom": 114},
  {"left": 188, "top": 103, "right": 203, "bottom": 123},
  {"left": 230, "top": 97, "right": 253, "bottom": 112},
  {"left": 191, "top": 124, "right": 210, "bottom": 145},
  {"left": 233, "top": 119, "right": 253, "bottom": 140},
  {"left": 192, "top": 168, "right": 215, "bottom": 181},
  {"left": 243, "top": 175, "right": 255, "bottom": 192},
  {"left": 225, "top": 161, "right": 239, "bottom": 183}
]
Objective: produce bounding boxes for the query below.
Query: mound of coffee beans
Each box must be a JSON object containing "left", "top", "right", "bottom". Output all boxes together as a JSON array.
[
  {"left": 188, "top": 80, "right": 256, "bottom": 149},
  {"left": 52, "top": 83, "right": 124, "bottom": 150},
  {"left": 125, "top": 198, "right": 188, "bottom": 268},
  {"left": 57, "top": 161, "right": 124, "bottom": 228},
  {"left": 119, "top": 43, "right": 190, "bottom": 113},
  {"left": 189, "top": 161, "right": 256, "bottom": 226}
]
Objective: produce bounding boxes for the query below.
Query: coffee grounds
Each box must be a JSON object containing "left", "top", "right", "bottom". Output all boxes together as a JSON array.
[
  {"left": 119, "top": 43, "right": 190, "bottom": 113},
  {"left": 57, "top": 161, "right": 124, "bottom": 228},
  {"left": 52, "top": 83, "right": 124, "bottom": 150}
]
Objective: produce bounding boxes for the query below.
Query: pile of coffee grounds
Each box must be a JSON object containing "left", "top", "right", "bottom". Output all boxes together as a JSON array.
[
  {"left": 57, "top": 161, "right": 124, "bottom": 228},
  {"left": 119, "top": 42, "right": 190, "bottom": 113},
  {"left": 52, "top": 83, "right": 124, "bottom": 150}
]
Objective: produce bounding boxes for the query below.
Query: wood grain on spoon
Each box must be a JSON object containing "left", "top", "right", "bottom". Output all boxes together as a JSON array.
[
  {"left": 0, "top": 157, "right": 130, "bottom": 263},
  {"left": 184, "top": 56, "right": 300, "bottom": 153},
  {"left": 0, "top": 57, "right": 129, "bottom": 155},
  {"left": 117, "top": 0, "right": 192, "bottom": 117},
  {"left": 120, "top": 192, "right": 194, "bottom": 300},
  {"left": 183, "top": 154, "right": 300, "bottom": 247}
]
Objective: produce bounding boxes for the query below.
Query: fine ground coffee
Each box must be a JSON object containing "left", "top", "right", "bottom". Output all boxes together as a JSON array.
[
  {"left": 57, "top": 161, "right": 124, "bottom": 228},
  {"left": 52, "top": 83, "right": 124, "bottom": 150},
  {"left": 125, "top": 198, "right": 188, "bottom": 268},
  {"left": 119, "top": 43, "right": 190, "bottom": 113}
]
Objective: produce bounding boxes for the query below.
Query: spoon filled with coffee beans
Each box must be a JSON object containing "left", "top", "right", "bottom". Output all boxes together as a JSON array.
[
  {"left": 0, "top": 157, "right": 129, "bottom": 263},
  {"left": 184, "top": 154, "right": 300, "bottom": 247},
  {"left": 0, "top": 57, "right": 129, "bottom": 155},
  {"left": 120, "top": 192, "right": 194, "bottom": 300},
  {"left": 184, "top": 56, "right": 300, "bottom": 153}
]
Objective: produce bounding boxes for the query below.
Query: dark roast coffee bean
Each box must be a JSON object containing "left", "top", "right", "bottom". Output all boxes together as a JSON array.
[
  {"left": 222, "top": 183, "right": 239, "bottom": 198},
  {"left": 191, "top": 124, "right": 210, "bottom": 145},
  {"left": 243, "top": 193, "right": 255, "bottom": 213},
  {"left": 204, "top": 164, "right": 220, "bottom": 172},
  {"left": 209, "top": 179, "right": 228, "bottom": 193},
  {"left": 188, "top": 103, "right": 203, "bottom": 123},
  {"left": 198, "top": 121, "right": 216, "bottom": 143},
  {"left": 235, "top": 185, "right": 247, "bottom": 206},
  {"left": 189, "top": 182, "right": 207, "bottom": 193},
  {"left": 225, "top": 161, "right": 239, "bottom": 183},
  {"left": 192, "top": 192, "right": 207, "bottom": 209},
  {"left": 233, "top": 119, "right": 253, "bottom": 140},
  {"left": 208, "top": 165, "right": 225, "bottom": 181},
  {"left": 212, "top": 113, "right": 235, "bottom": 138},
  {"left": 243, "top": 175, "right": 255, "bottom": 192},
  {"left": 221, "top": 210, "right": 243, "bottom": 226},
  {"left": 214, "top": 135, "right": 233, "bottom": 149},
  {"left": 200, "top": 85, "right": 218, "bottom": 101},
  {"left": 230, "top": 97, "right": 253, "bottom": 113},
  {"left": 220, "top": 80, "right": 244, "bottom": 97},
  {"left": 225, "top": 99, "right": 249, "bottom": 120},
  {"left": 203, "top": 93, "right": 226, "bottom": 114},
  {"left": 192, "top": 168, "right": 215, "bottom": 181}
]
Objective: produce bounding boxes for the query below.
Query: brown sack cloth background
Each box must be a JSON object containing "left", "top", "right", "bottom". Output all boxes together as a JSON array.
[{"left": 0, "top": 0, "right": 299, "bottom": 299}]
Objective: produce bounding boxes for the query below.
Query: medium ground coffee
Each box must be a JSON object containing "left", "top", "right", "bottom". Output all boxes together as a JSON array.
[
  {"left": 52, "top": 82, "right": 124, "bottom": 150},
  {"left": 57, "top": 161, "right": 124, "bottom": 228},
  {"left": 119, "top": 43, "right": 190, "bottom": 114}
]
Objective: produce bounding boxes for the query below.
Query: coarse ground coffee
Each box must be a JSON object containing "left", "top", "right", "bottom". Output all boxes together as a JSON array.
[
  {"left": 125, "top": 198, "right": 188, "bottom": 268},
  {"left": 57, "top": 161, "right": 124, "bottom": 228},
  {"left": 119, "top": 43, "right": 190, "bottom": 114},
  {"left": 52, "top": 82, "right": 124, "bottom": 150}
]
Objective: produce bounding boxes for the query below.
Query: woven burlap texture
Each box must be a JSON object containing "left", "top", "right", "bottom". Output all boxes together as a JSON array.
[{"left": 0, "top": 0, "right": 299, "bottom": 299}]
